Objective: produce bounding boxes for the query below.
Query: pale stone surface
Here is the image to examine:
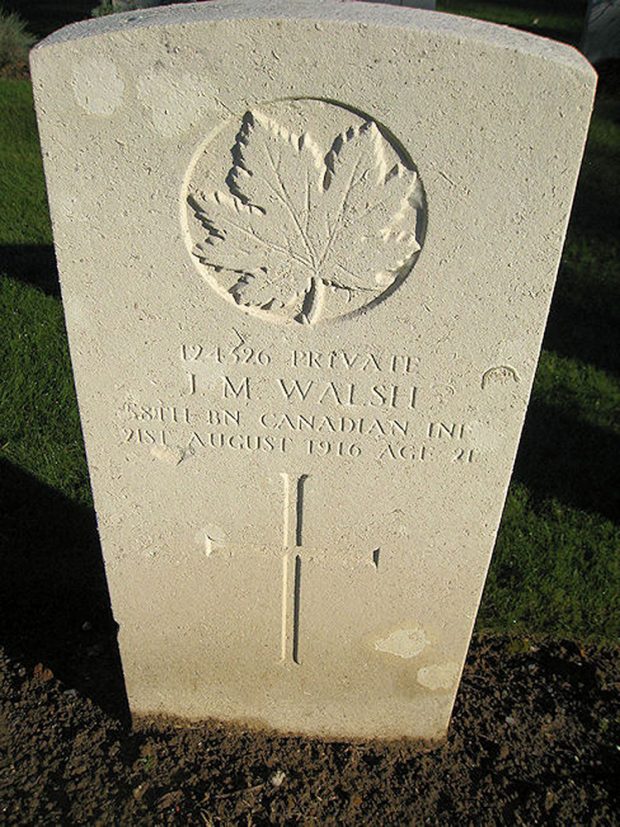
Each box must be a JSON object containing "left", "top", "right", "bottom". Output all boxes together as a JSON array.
[{"left": 31, "top": 0, "right": 595, "bottom": 741}]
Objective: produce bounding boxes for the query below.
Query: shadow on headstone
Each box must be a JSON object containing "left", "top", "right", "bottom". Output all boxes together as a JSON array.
[
  {"left": 0, "top": 244, "right": 59, "bottom": 297},
  {"left": 0, "top": 459, "right": 130, "bottom": 724}
]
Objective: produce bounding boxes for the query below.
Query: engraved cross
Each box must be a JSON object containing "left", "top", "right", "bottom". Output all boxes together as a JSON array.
[{"left": 278, "top": 473, "right": 379, "bottom": 666}]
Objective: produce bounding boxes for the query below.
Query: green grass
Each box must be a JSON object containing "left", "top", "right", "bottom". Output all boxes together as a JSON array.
[
  {"left": 481, "top": 483, "right": 619, "bottom": 639},
  {"left": 438, "top": 0, "right": 588, "bottom": 45},
  {"left": 0, "top": 81, "right": 89, "bottom": 504},
  {"left": 0, "top": 277, "right": 90, "bottom": 504},
  {"left": 1, "top": 1, "right": 619, "bottom": 644},
  {"left": 0, "top": 80, "right": 50, "bottom": 243}
]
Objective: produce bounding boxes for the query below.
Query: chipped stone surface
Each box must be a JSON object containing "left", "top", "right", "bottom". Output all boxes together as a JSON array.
[
  {"left": 417, "top": 662, "right": 461, "bottom": 691},
  {"left": 72, "top": 56, "right": 124, "bottom": 115},
  {"left": 375, "top": 626, "right": 430, "bottom": 659},
  {"left": 136, "top": 67, "right": 217, "bottom": 136},
  {"left": 31, "top": 0, "right": 595, "bottom": 740}
]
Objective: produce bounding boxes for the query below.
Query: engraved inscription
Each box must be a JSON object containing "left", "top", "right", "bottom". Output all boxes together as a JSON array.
[
  {"left": 184, "top": 99, "right": 426, "bottom": 325},
  {"left": 181, "top": 341, "right": 419, "bottom": 374},
  {"left": 119, "top": 402, "right": 191, "bottom": 424},
  {"left": 222, "top": 375, "right": 251, "bottom": 400},
  {"left": 117, "top": 338, "right": 488, "bottom": 467}
]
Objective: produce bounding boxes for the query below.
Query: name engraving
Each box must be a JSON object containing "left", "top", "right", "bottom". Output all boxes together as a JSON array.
[
  {"left": 276, "top": 379, "right": 416, "bottom": 410},
  {"left": 117, "top": 337, "right": 489, "bottom": 468}
]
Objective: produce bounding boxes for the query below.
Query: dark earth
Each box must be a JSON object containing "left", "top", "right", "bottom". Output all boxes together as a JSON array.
[{"left": 1, "top": 636, "right": 618, "bottom": 825}]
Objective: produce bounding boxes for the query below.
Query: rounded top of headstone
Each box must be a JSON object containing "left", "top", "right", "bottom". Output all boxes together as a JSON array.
[{"left": 31, "top": 0, "right": 596, "bottom": 84}]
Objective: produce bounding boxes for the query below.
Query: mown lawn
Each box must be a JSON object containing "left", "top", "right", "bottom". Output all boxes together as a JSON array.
[{"left": 0, "top": 1, "right": 618, "bottom": 643}]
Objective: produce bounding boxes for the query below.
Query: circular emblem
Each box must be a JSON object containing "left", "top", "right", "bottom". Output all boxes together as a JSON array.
[{"left": 182, "top": 99, "right": 426, "bottom": 325}]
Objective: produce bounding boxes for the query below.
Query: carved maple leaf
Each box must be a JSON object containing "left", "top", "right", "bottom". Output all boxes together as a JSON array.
[{"left": 189, "top": 111, "right": 421, "bottom": 323}]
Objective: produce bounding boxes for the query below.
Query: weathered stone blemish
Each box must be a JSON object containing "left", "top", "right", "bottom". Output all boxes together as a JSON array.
[
  {"left": 481, "top": 365, "right": 520, "bottom": 390},
  {"left": 72, "top": 56, "right": 124, "bottom": 116},
  {"left": 374, "top": 626, "right": 430, "bottom": 659},
  {"left": 199, "top": 525, "right": 226, "bottom": 557},
  {"left": 417, "top": 662, "right": 460, "bottom": 690},
  {"left": 137, "top": 67, "right": 217, "bottom": 136},
  {"left": 150, "top": 443, "right": 184, "bottom": 465}
]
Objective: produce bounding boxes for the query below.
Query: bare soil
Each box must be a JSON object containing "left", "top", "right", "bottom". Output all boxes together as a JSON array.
[{"left": 1, "top": 636, "right": 618, "bottom": 825}]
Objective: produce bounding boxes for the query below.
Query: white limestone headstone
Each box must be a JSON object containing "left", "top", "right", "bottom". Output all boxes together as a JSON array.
[{"left": 30, "top": 0, "right": 596, "bottom": 741}]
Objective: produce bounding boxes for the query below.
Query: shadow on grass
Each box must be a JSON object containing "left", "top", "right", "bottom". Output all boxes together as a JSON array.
[
  {"left": 570, "top": 146, "right": 620, "bottom": 252},
  {"left": 3, "top": 0, "right": 96, "bottom": 39},
  {"left": 0, "top": 458, "right": 130, "bottom": 724},
  {"left": 0, "top": 244, "right": 59, "bottom": 297},
  {"left": 536, "top": 69, "right": 620, "bottom": 377},
  {"left": 544, "top": 272, "right": 620, "bottom": 377},
  {"left": 514, "top": 399, "right": 620, "bottom": 522}
]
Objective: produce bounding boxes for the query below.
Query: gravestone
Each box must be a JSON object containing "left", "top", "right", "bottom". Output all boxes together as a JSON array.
[
  {"left": 30, "top": 0, "right": 595, "bottom": 741},
  {"left": 582, "top": 0, "right": 620, "bottom": 64}
]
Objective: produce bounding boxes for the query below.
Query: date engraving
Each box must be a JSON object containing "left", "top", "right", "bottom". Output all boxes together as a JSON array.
[{"left": 117, "top": 337, "right": 489, "bottom": 468}]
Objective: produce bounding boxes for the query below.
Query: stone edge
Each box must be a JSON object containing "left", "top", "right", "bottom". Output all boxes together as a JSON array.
[{"left": 30, "top": 0, "right": 596, "bottom": 82}]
